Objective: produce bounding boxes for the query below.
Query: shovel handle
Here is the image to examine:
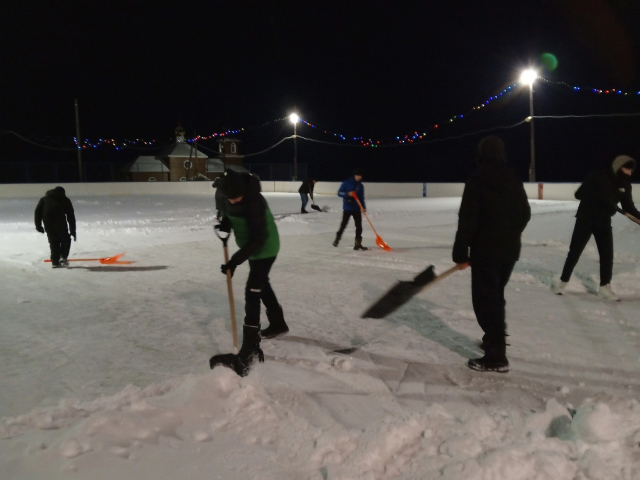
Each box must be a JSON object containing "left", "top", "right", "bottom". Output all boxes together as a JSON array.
[
  {"left": 222, "top": 244, "right": 239, "bottom": 352},
  {"left": 617, "top": 207, "right": 640, "bottom": 225},
  {"left": 351, "top": 194, "right": 378, "bottom": 235}
]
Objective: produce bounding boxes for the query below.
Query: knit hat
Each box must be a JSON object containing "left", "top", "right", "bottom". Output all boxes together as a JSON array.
[
  {"left": 612, "top": 155, "right": 636, "bottom": 174},
  {"left": 220, "top": 170, "right": 246, "bottom": 199},
  {"left": 353, "top": 168, "right": 364, "bottom": 176},
  {"left": 477, "top": 135, "right": 506, "bottom": 162},
  {"left": 54, "top": 186, "right": 66, "bottom": 195},
  {"left": 211, "top": 177, "right": 221, "bottom": 188}
]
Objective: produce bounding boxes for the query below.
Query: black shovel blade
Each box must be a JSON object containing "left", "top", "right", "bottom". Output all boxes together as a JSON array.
[
  {"left": 361, "top": 266, "right": 436, "bottom": 319},
  {"left": 311, "top": 204, "right": 322, "bottom": 211}
]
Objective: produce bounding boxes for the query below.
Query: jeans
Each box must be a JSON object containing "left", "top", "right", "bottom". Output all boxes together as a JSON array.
[
  {"left": 300, "top": 193, "right": 309, "bottom": 210},
  {"left": 560, "top": 218, "right": 613, "bottom": 286},
  {"left": 244, "top": 256, "right": 280, "bottom": 327},
  {"left": 337, "top": 211, "right": 363, "bottom": 239}
]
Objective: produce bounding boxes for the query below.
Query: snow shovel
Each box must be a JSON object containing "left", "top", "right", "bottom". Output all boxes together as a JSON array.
[
  {"left": 617, "top": 207, "right": 640, "bottom": 226},
  {"left": 310, "top": 199, "right": 322, "bottom": 212},
  {"left": 214, "top": 226, "right": 239, "bottom": 352},
  {"left": 362, "top": 264, "right": 463, "bottom": 319},
  {"left": 350, "top": 193, "right": 392, "bottom": 251}
]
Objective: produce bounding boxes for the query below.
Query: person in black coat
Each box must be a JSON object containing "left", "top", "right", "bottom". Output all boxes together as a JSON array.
[
  {"left": 298, "top": 179, "right": 316, "bottom": 213},
  {"left": 34, "top": 186, "right": 76, "bottom": 268},
  {"left": 452, "top": 136, "right": 531, "bottom": 372},
  {"left": 553, "top": 155, "right": 639, "bottom": 301}
]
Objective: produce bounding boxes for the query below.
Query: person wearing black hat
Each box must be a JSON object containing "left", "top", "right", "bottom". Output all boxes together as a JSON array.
[
  {"left": 333, "top": 168, "right": 368, "bottom": 250},
  {"left": 211, "top": 176, "right": 225, "bottom": 220},
  {"left": 298, "top": 178, "right": 317, "bottom": 213},
  {"left": 34, "top": 186, "right": 77, "bottom": 268},
  {"left": 209, "top": 169, "right": 287, "bottom": 376},
  {"left": 552, "top": 155, "right": 640, "bottom": 301},
  {"left": 452, "top": 136, "right": 531, "bottom": 372}
]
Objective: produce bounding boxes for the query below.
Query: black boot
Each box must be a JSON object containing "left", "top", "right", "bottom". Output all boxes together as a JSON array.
[
  {"left": 354, "top": 237, "right": 369, "bottom": 251},
  {"left": 301, "top": 208, "right": 308, "bottom": 214},
  {"left": 261, "top": 304, "right": 289, "bottom": 339},
  {"left": 210, "top": 325, "right": 264, "bottom": 377},
  {"left": 332, "top": 233, "right": 341, "bottom": 247},
  {"left": 468, "top": 339, "right": 509, "bottom": 373}
]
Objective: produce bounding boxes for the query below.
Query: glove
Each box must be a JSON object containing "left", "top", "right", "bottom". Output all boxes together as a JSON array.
[
  {"left": 452, "top": 241, "right": 469, "bottom": 265},
  {"left": 349, "top": 191, "right": 357, "bottom": 198},
  {"left": 36, "top": 226, "right": 45, "bottom": 233},
  {"left": 71, "top": 232, "right": 77, "bottom": 241},
  {"left": 216, "top": 217, "right": 232, "bottom": 233},
  {"left": 221, "top": 262, "right": 237, "bottom": 277}
]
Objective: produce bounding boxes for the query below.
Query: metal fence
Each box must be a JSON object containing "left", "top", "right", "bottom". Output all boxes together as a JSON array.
[{"left": 0, "top": 163, "right": 307, "bottom": 183}]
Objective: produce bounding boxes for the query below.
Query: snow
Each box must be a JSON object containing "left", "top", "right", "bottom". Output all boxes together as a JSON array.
[{"left": 1, "top": 193, "right": 640, "bottom": 480}]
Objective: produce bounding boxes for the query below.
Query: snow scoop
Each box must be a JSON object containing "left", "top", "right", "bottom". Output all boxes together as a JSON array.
[
  {"left": 350, "top": 193, "right": 392, "bottom": 251},
  {"left": 361, "top": 264, "right": 463, "bottom": 319},
  {"left": 617, "top": 207, "right": 640, "bottom": 226},
  {"left": 310, "top": 197, "right": 322, "bottom": 211},
  {"left": 44, "top": 252, "right": 135, "bottom": 265},
  {"left": 214, "top": 226, "right": 239, "bottom": 352}
]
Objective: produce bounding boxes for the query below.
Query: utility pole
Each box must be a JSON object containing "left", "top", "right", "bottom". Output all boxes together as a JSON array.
[
  {"left": 528, "top": 84, "right": 536, "bottom": 182},
  {"left": 74, "top": 99, "right": 83, "bottom": 182}
]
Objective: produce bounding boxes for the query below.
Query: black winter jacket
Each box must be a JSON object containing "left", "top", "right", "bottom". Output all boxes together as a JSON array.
[
  {"left": 298, "top": 180, "right": 315, "bottom": 198},
  {"left": 453, "top": 159, "right": 531, "bottom": 263},
  {"left": 574, "top": 169, "right": 640, "bottom": 227},
  {"left": 34, "top": 188, "right": 76, "bottom": 235}
]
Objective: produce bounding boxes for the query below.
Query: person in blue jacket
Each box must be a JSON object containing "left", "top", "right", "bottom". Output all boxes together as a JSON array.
[{"left": 333, "top": 168, "right": 368, "bottom": 250}]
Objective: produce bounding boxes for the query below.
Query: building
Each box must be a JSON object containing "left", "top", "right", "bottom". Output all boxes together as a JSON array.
[{"left": 123, "top": 126, "right": 247, "bottom": 181}]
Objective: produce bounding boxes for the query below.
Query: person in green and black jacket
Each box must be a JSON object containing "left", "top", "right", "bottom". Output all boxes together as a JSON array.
[{"left": 209, "top": 169, "right": 287, "bottom": 376}]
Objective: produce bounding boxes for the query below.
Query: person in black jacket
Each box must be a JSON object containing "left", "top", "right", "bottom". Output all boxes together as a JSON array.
[
  {"left": 34, "top": 186, "right": 77, "bottom": 268},
  {"left": 552, "top": 155, "right": 639, "bottom": 301},
  {"left": 452, "top": 136, "right": 531, "bottom": 372},
  {"left": 298, "top": 179, "right": 316, "bottom": 213}
]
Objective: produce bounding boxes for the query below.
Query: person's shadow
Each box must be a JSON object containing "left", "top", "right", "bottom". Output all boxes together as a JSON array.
[
  {"left": 362, "top": 282, "right": 479, "bottom": 359},
  {"left": 68, "top": 266, "right": 168, "bottom": 272}
]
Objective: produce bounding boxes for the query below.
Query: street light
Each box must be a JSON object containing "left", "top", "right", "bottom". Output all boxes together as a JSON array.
[
  {"left": 289, "top": 113, "right": 299, "bottom": 180},
  {"left": 520, "top": 69, "right": 538, "bottom": 182}
]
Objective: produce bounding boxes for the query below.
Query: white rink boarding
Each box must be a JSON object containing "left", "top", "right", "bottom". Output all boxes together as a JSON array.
[{"left": 1, "top": 181, "right": 639, "bottom": 202}]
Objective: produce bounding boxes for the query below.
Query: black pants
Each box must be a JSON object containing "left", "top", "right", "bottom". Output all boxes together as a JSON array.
[
  {"left": 471, "top": 259, "right": 515, "bottom": 346},
  {"left": 337, "top": 211, "right": 363, "bottom": 239},
  {"left": 244, "top": 256, "right": 280, "bottom": 328},
  {"left": 46, "top": 230, "right": 71, "bottom": 264},
  {"left": 560, "top": 218, "right": 613, "bottom": 286}
]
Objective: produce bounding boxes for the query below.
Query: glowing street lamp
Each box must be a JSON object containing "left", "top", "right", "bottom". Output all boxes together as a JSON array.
[
  {"left": 520, "top": 69, "right": 538, "bottom": 182},
  {"left": 289, "top": 113, "right": 299, "bottom": 180}
]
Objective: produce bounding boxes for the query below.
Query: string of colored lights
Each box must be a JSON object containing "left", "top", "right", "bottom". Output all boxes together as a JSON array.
[{"left": 538, "top": 76, "right": 640, "bottom": 96}]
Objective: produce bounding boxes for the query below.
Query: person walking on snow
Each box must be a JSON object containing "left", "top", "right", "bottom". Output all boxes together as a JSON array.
[
  {"left": 333, "top": 168, "right": 368, "bottom": 250},
  {"left": 209, "top": 169, "right": 288, "bottom": 377},
  {"left": 34, "top": 186, "right": 77, "bottom": 268},
  {"left": 452, "top": 136, "right": 531, "bottom": 373},
  {"left": 552, "top": 155, "right": 640, "bottom": 301},
  {"left": 298, "top": 178, "right": 316, "bottom": 213}
]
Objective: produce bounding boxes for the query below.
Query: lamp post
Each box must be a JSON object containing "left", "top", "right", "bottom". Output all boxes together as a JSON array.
[
  {"left": 520, "top": 69, "right": 538, "bottom": 182},
  {"left": 289, "top": 113, "right": 299, "bottom": 181}
]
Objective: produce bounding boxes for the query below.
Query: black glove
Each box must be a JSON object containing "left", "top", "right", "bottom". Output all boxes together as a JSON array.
[
  {"left": 71, "top": 232, "right": 77, "bottom": 241},
  {"left": 216, "top": 217, "right": 232, "bottom": 233},
  {"left": 36, "top": 226, "right": 45, "bottom": 233},
  {"left": 452, "top": 241, "right": 469, "bottom": 264},
  {"left": 221, "top": 262, "right": 237, "bottom": 277}
]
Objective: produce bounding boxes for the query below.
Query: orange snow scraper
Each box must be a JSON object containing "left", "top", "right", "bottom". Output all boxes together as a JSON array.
[
  {"left": 44, "top": 252, "right": 135, "bottom": 265},
  {"left": 350, "top": 193, "right": 392, "bottom": 252}
]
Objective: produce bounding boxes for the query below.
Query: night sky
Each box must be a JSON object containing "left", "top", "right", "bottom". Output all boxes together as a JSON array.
[{"left": 3, "top": 0, "right": 640, "bottom": 182}]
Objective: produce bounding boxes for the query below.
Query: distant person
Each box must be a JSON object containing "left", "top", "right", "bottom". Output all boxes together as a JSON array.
[
  {"left": 209, "top": 169, "right": 287, "bottom": 377},
  {"left": 552, "top": 155, "right": 639, "bottom": 301},
  {"left": 452, "top": 136, "right": 531, "bottom": 372},
  {"left": 334, "top": 169, "right": 368, "bottom": 250},
  {"left": 298, "top": 178, "right": 316, "bottom": 213},
  {"left": 212, "top": 176, "right": 225, "bottom": 220},
  {"left": 34, "top": 186, "right": 77, "bottom": 268}
]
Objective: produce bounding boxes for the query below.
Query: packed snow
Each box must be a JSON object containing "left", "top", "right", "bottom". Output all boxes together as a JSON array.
[{"left": 1, "top": 192, "right": 640, "bottom": 480}]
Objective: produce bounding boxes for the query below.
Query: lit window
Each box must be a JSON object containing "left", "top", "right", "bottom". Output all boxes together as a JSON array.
[{"left": 231, "top": 143, "right": 237, "bottom": 154}]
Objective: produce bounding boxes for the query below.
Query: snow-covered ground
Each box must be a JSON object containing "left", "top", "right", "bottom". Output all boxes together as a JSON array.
[{"left": 1, "top": 192, "right": 639, "bottom": 480}]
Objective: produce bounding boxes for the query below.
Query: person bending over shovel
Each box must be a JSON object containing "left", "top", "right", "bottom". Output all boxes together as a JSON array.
[
  {"left": 452, "top": 136, "right": 531, "bottom": 373},
  {"left": 210, "top": 169, "right": 288, "bottom": 377}
]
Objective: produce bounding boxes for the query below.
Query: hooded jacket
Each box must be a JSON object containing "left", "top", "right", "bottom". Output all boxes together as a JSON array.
[
  {"left": 221, "top": 173, "right": 279, "bottom": 265},
  {"left": 453, "top": 159, "right": 531, "bottom": 263},
  {"left": 298, "top": 179, "right": 315, "bottom": 198},
  {"left": 337, "top": 176, "right": 365, "bottom": 212},
  {"left": 574, "top": 158, "right": 640, "bottom": 227},
  {"left": 34, "top": 187, "right": 76, "bottom": 235}
]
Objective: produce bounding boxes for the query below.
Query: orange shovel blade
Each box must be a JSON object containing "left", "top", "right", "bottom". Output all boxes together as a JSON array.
[
  {"left": 375, "top": 235, "right": 392, "bottom": 252},
  {"left": 99, "top": 253, "right": 126, "bottom": 264}
]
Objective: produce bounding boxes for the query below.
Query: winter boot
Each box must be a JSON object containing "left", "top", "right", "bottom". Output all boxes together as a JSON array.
[
  {"left": 261, "top": 304, "right": 289, "bottom": 339},
  {"left": 301, "top": 208, "right": 308, "bottom": 214},
  {"left": 354, "top": 237, "right": 369, "bottom": 251},
  {"left": 598, "top": 284, "right": 620, "bottom": 301},
  {"left": 468, "top": 340, "right": 509, "bottom": 373},
  {"left": 51, "top": 262, "right": 63, "bottom": 268},
  {"left": 209, "top": 325, "right": 264, "bottom": 377},
  {"left": 551, "top": 277, "right": 568, "bottom": 295},
  {"left": 332, "top": 233, "right": 341, "bottom": 247},
  {"left": 60, "top": 257, "right": 69, "bottom": 266}
]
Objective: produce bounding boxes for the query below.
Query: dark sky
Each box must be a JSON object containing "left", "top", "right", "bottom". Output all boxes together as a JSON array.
[{"left": 2, "top": 0, "right": 640, "bottom": 182}]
